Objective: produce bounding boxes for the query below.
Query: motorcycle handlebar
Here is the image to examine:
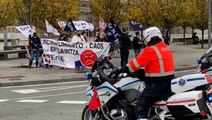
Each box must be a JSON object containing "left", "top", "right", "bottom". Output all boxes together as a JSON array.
[{"left": 96, "top": 67, "right": 109, "bottom": 82}]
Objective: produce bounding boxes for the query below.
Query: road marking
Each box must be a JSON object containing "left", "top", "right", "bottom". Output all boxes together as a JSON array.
[
  {"left": 57, "top": 100, "right": 87, "bottom": 104},
  {"left": 0, "top": 80, "right": 88, "bottom": 89},
  {"left": 14, "top": 91, "right": 86, "bottom": 100},
  {"left": 12, "top": 89, "right": 40, "bottom": 94},
  {"left": 12, "top": 85, "right": 87, "bottom": 94},
  {"left": 16, "top": 100, "right": 48, "bottom": 103},
  {"left": 0, "top": 99, "right": 10, "bottom": 102}
]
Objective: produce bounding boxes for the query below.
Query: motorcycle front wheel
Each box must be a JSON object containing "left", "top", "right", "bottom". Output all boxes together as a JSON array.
[{"left": 82, "top": 105, "right": 105, "bottom": 120}]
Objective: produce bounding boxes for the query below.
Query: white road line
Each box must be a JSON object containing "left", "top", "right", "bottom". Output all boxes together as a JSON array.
[
  {"left": 16, "top": 100, "right": 48, "bottom": 103},
  {"left": 0, "top": 80, "right": 88, "bottom": 89},
  {"left": 14, "top": 91, "right": 86, "bottom": 100},
  {"left": 57, "top": 100, "right": 87, "bottom": 104},
  {"left": 12, "top": 85, "right": 87, "bottom": 94},
  {"left": 0, "top": 99, "right": 10, "bottom": 102},
  {"left": 12, "top": 89, "right": 40, "bottom": 94}
]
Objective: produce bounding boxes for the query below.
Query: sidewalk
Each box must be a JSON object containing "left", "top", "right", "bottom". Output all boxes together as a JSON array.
[{"left": 0, "top": 42, "right": 207, "bottom": 87}]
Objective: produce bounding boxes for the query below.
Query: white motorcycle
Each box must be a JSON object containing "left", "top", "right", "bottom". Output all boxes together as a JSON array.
[{"left": 82, "top": 44, "right": 212, "bottom": 120}]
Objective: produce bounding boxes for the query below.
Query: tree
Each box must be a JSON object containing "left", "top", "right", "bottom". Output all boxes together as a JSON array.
[
  {"left": 195, "top": 0, "right": 208, "bottom": 48},
  {"left": 45, "top": 0, "right": 79, "bottom": 25},
  {"left": 13, "top": 0, "right": 48, "bottom": 28},
  {"left": 152, "top": 0, "right": 181, "bottom": 31},
  {"left": 127, "top": 0, "right": 157, "bottom": 27},
  {"left": 89, "top": 0, "right": 131, "bottom": 25},
  {"left": 177, "top": 1, "right": 196, "bottom": 45},
  {"left": 13, "top": 0, "right": 79, "bottom": 29},
  {"left": 0, "top": 0, "right": 16, "bottom": 28}
]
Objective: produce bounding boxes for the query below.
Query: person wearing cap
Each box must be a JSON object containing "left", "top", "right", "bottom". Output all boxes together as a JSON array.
[
  {"left": 110, "top": 27, "right": 175, "bottom": 120},
  {"left": 29, "top": 32, "right": 42, "bottom": 68}
]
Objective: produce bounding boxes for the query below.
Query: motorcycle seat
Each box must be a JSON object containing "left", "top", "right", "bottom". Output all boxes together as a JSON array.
[{"left": 161, "top": 91, "right": 174, "bottom": 101}]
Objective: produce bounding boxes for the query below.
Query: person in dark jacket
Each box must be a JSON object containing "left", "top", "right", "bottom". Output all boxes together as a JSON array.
[
  {"left": 132, "top": 32, "right": 141, "bottom": 57},
  {"left": 58, "top": 32, "right": 68, "bottom": 42},
  {"left": 29, "top": 32, "right": 41, "bottom": 68},
  {"left": 119, "top": 28, "right": 131, "bottom": 67},
  {"left": 192, "top": 32, "right": 199, "bottom": 44}
]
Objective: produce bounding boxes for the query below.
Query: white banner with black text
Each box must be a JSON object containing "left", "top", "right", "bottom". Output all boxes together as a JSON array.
[{"left": 41, "top": 39, "right": 110, "bottom": 69}]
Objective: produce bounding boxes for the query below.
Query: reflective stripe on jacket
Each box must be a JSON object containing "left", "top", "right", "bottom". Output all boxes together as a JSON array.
[{"left": 127, "top": 42, "right": 175, "bottom": 78}]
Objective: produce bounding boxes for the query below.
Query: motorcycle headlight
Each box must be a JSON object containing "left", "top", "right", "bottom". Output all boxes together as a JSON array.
[{"left": 207, "top": 93, "right": 212, "bottom": 102}]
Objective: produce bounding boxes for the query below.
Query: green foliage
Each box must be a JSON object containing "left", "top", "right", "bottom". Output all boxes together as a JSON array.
[
  {"left": 13, "top": 0, "right": 79, "bottom": 29},
  {"left": 89, "top": 0, "right": 131, "bottom": 25},
  {"left": 0, "top": 0, "right": 16, "bottom": 27}
]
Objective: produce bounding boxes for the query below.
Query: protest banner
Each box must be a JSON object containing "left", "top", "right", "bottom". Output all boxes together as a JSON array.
[
  {"left": 16, "top": 25, "right": 36, "bottom": 38},
  {"left": 41, "top": 39, "right": 110, "bottom": 69},
  {"left": 45, "top": 19, "right": 60, "bottom": 36}
]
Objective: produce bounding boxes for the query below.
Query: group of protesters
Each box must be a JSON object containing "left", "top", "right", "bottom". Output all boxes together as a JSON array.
[{"left": 28, "top": 28, "right": 160, "bottom": 69}]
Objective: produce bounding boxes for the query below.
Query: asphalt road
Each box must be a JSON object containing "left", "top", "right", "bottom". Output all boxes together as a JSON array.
[{"left": 0, "top": 69, "right": 197, "bottom": 120}]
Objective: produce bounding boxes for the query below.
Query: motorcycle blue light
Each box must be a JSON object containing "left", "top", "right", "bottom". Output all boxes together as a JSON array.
[
  {"left": 85, "top": 72, "right": 92, "bottom": 79},
  {"left": 197, "top": 59, "right": 202, "bottom": 64},
  {"left": 207, "top": 94, "right": 212, "bottom": 102}
]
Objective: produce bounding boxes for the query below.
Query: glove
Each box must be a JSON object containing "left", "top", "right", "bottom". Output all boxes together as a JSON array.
[{"left": 109, "top": 69, "right": 120, "bottom": 78}]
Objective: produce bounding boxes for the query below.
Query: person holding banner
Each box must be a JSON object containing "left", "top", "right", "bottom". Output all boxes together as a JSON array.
[
  {"left": 81, "top": 31, "right": 88, "bottom": 42},
  {"left": 71, "top": 31, "right": 85, "bottom": 43},
  {"left": 58, "top": 32, "right": 68, "bottom": 42},
  {"left": 95, "top": 31, "right": 108, "bottom": 42},
  {"left": 29, "top": 32, "right": 42, "bottom": 68}
]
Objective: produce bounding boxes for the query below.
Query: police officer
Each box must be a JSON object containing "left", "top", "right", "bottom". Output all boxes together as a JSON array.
[{"left": 110, "top": 27, "right": 175, "bottom": 120}]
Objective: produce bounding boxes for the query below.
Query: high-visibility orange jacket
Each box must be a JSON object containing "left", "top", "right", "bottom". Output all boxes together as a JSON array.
[{"left": 127, "top": 42, "right": 175, "bottom": 78}]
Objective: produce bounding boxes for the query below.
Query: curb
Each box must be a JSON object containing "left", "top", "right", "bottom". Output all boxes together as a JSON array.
[
  {"left": 0, "top": 76, "right": 85, "bottom": 87},
  {"left": 0, "top": 66, "right": 198, "bottom": 87},
  {"left": 175, "top": 66, "right": 197, "bottom": 71}
]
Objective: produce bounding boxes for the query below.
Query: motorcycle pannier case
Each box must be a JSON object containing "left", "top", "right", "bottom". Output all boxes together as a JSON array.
[{"left": 166, "top": 91, "right": 208, "bottom": 119}]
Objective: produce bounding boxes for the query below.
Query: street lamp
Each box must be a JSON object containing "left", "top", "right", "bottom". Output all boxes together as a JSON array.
[{"left": 208, "top": 0, "right": 211, "bottom": 48}]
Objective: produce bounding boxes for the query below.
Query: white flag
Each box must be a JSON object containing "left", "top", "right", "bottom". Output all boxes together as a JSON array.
[
  {"left": 45, "top": 19, "right": 60, "bottom": 36},
  {"left": 16, "top": 25, "right": 36, "bottom": 38},
  {"left": 73, "top": 20, "right": 94, "bottom": 31},
  {"left": 56, "top": 19, "right": 94, "bottom": 31}
]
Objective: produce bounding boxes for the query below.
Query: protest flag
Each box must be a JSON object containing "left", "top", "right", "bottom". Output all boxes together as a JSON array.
[
  {"left": 64, "top": 18, "right": 77, "bottom": 32},
  {"left": 104, "top": 20, "right": 122, "bottom": 42},
  {"left": 88, "top": 86, "right": 101, "bottom": 110},
  {"left": 57, "top": 18, "right": 94, "bottom": 31},
  {"left": 56, "top": 19, "right": 67, "bottom": 30},
  {"left": 16, "top": 25, "right": 36, "bottom": 38},
  {"left": 45, "top": 19, "right": 60, "bottom": 36},
  {"left": 98, "top": 17, "right": 106, "bottom": 31},
  {"left": 129, "top": 20, "right": 146, "bottom": 31}
]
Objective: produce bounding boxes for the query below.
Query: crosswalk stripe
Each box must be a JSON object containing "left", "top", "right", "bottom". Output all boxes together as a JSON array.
[
  {"left": 0, "top": 99, "right": 10, "bottom": 102},
  {"left": 56, "top": 100, "right": 87, "bottom": 104},
  {"left": 16, "top": 100, "right": 48, "bottom": 103}
]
